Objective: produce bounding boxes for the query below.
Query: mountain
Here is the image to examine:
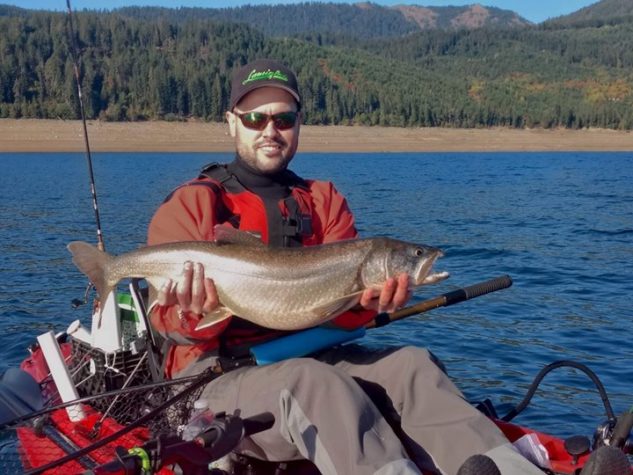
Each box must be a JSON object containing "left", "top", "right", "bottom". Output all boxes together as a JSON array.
[
  {"left": 544, "top": 0, "right": 633, "bottom": 28},
  {"left": 114, "top": 2, "right": 531, "bottom": 39},
  {"left": 0, "top": 4, "right": 27, "bottom": 16},
  {"left": 394, "top": 4, "right": 529, "bottom": 30},
  {"left": 0, "top": 4, "right": 631, "bottom": 130}
]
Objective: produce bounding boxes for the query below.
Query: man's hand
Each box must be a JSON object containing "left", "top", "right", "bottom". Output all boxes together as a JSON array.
[
  {"left": 359, "top": 273, "right": 411, "bottom": 314},
  {"left": 156, "top": 261, "right": 219, "bottom": 315}
]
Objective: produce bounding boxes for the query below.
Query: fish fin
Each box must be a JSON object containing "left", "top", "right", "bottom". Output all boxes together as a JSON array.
[
  {"left": 195, "top": 306, "right": 233, "bottom": 330},
  {"left": 213, "top": 225, "right": 265, "bottom": 247},
  {"left": 311, "top": 293, "right": 363, "bottom": 320},
  {"left": 67, "top": 241, "right": 115, "bottom": 303},
  {"left": 144, "top": 276, "right": 165, "bottom": 294},
  {"left": 146, "top": 299, "right": 159, "bottom": 315}
]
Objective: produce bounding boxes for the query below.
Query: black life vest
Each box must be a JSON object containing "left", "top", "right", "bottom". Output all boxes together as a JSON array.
[{"left": 196, "top": 162, "right": 313, "bottom": 248}]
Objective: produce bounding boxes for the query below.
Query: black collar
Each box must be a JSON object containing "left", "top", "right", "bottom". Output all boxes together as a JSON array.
[{"left": 227, "top": 156, "right": 308, "bottom": 199}]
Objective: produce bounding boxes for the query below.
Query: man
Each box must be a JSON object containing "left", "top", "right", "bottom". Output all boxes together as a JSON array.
[{"left": 147, "top": 59, "right": 544, "bottom": 474}]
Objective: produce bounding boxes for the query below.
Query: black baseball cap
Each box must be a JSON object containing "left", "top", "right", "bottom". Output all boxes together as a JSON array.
[{"left": 229, "top": 59, "right": 301, "bottom": 110}]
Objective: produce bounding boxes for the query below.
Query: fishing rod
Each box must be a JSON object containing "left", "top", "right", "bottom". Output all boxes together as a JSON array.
[
  {"left": 367, "top": 274, "right": 513, "bottom": 329},
  {"left": 250, "top": 275, "right": 514, "bottom": 365},
  {"left": 65, "top": 0, "right": 108, "bottom": 309},
  {"left": 65, "top": 0, "right": 105, "bottom": 254}
]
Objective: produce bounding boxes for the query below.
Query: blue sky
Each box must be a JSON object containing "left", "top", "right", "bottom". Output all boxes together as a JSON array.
[{"left": 3, "top": 0, "right": 601, "bottom": 24}]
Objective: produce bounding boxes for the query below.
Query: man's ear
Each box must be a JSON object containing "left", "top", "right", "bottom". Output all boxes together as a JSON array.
[{"left": 226, "top": 111, "right": 237, "bottom": 137}]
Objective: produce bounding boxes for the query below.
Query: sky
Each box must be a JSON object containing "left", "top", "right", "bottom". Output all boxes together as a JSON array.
[{"left": 3, "top": 0, "right": 602, "bottom": 24}]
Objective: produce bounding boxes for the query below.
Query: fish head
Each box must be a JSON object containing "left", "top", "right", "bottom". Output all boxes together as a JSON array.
[{"left": 362, "top": 238, "right": 449, "bottom": 288}]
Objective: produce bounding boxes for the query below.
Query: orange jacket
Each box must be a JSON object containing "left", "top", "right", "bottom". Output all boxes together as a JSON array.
[{"left": 147, "top": 171, "right": 375, "bottom": 376}]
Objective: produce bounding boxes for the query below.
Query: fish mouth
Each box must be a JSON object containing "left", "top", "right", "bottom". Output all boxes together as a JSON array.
[{"left": 414, "top": 248, "right": 449, "bottom": 286}]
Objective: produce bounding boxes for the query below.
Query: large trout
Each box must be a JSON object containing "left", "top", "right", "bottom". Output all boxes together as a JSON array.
[{"left": 67, "top": 227, "right": 448, "bottom": 331}]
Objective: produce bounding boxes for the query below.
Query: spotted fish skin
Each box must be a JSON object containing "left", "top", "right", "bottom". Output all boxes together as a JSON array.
[{"left": 67, "top": 230, "right": 447, "bottom": 331}]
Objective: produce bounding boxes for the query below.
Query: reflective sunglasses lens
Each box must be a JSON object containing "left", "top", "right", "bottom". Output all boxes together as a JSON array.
[
  {"left": 272, "top": 112, "right": 297, "bottom": 130},
  {"left": 240, "top": 112, "right": 269, "bottom": 130}
]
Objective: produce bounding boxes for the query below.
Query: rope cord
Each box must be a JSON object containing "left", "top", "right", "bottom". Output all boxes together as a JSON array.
[{"left": 501, "top": 360, "right": 615, "bottom": 423}]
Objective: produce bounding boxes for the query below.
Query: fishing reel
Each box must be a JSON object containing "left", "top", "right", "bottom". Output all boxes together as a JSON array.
[{"left": 593, "top": 411, "right": 633, "bottom": 454}]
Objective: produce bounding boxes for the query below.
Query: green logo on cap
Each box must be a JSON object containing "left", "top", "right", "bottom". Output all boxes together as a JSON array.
[{"left": 243, "top": 68, "right": 289, "bottom": 85}]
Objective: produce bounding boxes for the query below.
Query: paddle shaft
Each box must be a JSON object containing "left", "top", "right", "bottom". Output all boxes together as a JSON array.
[{"left": 367, "top": 274, "right": 513, "bottom": 329}]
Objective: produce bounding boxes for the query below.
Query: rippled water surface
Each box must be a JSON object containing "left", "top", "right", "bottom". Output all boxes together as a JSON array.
[{"left": 1, "top": 151, "right": 632, "bottom": 440}]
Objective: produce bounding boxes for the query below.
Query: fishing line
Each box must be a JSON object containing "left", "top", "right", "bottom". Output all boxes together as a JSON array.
[
  {"left": 23, "top": 366, "right": 220, "bottom": 475},
  {"left": 0, "top": 372, "right": 202, "bottom": 430}
]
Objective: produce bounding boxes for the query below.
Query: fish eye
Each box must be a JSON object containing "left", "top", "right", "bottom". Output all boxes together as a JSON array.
[{"left": 414, "top": 248, "right": 424, "bottom": 257}]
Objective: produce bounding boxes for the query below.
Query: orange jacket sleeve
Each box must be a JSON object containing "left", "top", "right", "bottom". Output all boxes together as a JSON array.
[
  {"left": 315, "top": 181, "right": 358, "bottom": 243},
  {"left": 147, "top": 180, "right": 219, "bottom": 245}
]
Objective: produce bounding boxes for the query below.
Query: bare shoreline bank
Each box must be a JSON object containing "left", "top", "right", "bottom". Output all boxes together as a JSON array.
[{"left": 0, "top": 119, "right": 631, "bottom": 152}]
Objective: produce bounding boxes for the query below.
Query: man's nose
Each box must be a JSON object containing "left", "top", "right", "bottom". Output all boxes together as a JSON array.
[{"left": 261, "top": 118, "right": 280, "bottom": 137}]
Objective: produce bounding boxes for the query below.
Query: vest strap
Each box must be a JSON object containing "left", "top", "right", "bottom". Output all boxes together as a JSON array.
[{"left": 198, "top": 162, "right": 313, "bottom": 247}]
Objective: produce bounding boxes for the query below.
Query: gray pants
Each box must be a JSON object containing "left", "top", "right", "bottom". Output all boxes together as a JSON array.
[{"left": 183, "top": 345, "right": 541, "bottom": 475}]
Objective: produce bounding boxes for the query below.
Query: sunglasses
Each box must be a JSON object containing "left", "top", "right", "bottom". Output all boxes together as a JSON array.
[{"left": 235, "top": 111, "right": 299, "bottom": 131}]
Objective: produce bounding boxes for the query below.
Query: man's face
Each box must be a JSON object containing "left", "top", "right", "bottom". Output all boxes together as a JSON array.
[{"left": 226, "top": 87, "right": 301, "bottom": 175}]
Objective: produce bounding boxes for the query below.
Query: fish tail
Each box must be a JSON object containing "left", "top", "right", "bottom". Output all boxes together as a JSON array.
[{"left": 67, "top": 241, "right": 115, "bottom": 302}]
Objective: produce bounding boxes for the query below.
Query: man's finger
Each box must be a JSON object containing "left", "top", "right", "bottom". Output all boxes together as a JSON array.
[
  {"left": 202, "top": 278, "right": 219, "bottom": 314},
  {"left": 176, "top": 261, "right": 193, "bottom": 311},
  {"left": 360, "top": 287, "right": 380, "bottom": 308},
  {"left": 156, "top": 279, "right": 175, "bottom": 306},
  {"left": 190, "top": 263, "right": 205, "bottom": 314},
  {"left": 378, "top": 277, "right": 397, "bottom": 313},
  {"left": 392, "top": 273, "right": 411, "bottom": 308}
]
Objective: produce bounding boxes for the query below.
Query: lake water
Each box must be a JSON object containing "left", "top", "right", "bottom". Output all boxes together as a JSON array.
[{"left": 0, "top": 151, "right": 632, "bottom": 441}]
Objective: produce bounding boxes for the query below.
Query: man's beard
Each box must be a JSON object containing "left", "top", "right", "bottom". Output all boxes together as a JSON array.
[{"left": 236, "top": 136, "right": 293, "bottom": 175}]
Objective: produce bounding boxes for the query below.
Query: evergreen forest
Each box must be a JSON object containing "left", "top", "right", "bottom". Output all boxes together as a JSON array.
[{"left": 1, "top": 1, "right": 632, "bottom": 130}]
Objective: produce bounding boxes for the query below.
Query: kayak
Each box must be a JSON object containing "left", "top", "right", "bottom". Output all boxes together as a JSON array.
[
  {"left": 6, "top": 352, "right": 632, "bottom": 475},
  {"left": 1, "top": 289, "right": 631, "bottom": 474}
]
